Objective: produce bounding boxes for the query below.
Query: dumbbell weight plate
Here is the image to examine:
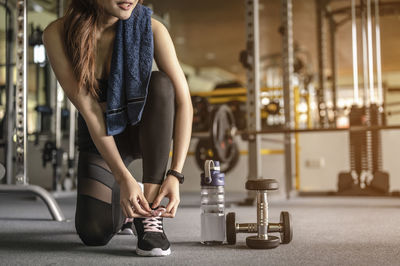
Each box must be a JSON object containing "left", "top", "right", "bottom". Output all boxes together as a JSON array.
[
  {"left": 246, "top": 235, "right": 280, "bottom": 249},
  {"left": 226, "top": 212, "right": 236, "bottom": 245},
  {"left": 280, "top": 211, "right": 293, "bottom": 244},
  {"left": 245, "top": 179, "right": 279, "bottom": 191}
]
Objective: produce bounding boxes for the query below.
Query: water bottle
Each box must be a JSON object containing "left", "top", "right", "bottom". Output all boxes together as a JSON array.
[{"left": 200, "top": 160, "right": 225, "bottom": 245}]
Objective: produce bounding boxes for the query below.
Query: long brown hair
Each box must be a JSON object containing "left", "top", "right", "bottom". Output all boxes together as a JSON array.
[{"left": 62, "top": 0, "right": 143, "bottom": 99}]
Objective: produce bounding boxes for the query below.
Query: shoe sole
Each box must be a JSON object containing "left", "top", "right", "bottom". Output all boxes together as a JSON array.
[
  {"left": 117, "top": 228, "right": 135, "bottom": 235},
  {"left": 136, "top": 247, "right": 171, "bottom": 257}
]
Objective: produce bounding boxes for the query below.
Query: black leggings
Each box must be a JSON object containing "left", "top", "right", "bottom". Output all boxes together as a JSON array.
[{"left": 75, "top": 71, "right": 175, "bottom": 246}]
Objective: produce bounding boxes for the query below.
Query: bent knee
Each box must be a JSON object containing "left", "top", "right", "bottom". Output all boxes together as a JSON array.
[
  {"left": 75, "top": 223, "right": 113, "bottom": 246},
  {"left": 75, "top": 203, "right": 115, "bottom": 246},
  {"left": 148, "top": 71, "right": 175, "bottom": 100}
]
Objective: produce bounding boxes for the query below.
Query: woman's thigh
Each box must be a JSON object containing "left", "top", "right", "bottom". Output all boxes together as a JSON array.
[{"left": 75, "top": 123, "right": 138, "bottom": 245}]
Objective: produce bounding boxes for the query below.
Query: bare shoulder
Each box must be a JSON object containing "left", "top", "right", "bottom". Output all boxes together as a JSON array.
[
  {"left": 151, "top": 17, "right": 168, "bottom": 35},
  {"left": 42, "top": 17, "right": 64, "bottom": 43}
]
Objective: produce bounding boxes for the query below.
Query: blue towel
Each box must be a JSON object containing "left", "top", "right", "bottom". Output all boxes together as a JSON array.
[{"left": 105, "top": 4, "right": 154, "bottom": 136}]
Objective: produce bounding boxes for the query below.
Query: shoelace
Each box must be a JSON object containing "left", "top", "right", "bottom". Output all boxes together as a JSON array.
[{"left": 143, "top": 207, "right": 166, "bottom": 233}]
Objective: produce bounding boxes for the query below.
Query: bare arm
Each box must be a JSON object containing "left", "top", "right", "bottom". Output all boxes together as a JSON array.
[
  {"left": 151, "top": 18, "right": 193, "bottom": 217},
  {"left": 42, "top": 20, "right": 151, "bottom": 217}
]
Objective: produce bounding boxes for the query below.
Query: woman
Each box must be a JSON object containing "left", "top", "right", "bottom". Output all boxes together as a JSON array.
[{"left": 43, "top": 0, "right": 193, "bottom": 257}]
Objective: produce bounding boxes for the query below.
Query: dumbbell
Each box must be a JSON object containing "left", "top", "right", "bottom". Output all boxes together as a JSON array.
[{"left": 226, "top": 179, "right": 293, "bottom": 249}]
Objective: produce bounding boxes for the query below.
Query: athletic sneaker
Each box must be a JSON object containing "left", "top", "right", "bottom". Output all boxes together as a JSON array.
[
  {"left": 134, "top": 207, "right": 171, "bottom": 256},
  {"left": 118, "top": 218, "right": 136, "bottom": 236}
]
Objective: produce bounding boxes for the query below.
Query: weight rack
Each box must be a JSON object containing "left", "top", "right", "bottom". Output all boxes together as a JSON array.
[{"left": 0, "top": 0, "right": 65, "bottom": 221}]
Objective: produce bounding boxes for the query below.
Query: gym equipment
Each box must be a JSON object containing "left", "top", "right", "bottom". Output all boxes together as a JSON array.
[
  {"left": 41, "top": 140, "right": 65, "bottom": 191},
  {"left": 192, "top": 96, "right": 211, "bottom": 132},
  {"left": 34, "top": 105, "right": 53, "bottom": 144},
  {"left": 210, "top": 104, "right": 237, "bottom": 163},
  {"left": 337, "top": 0, "right": 389, "bottom": 196},
  {"left": 194, "top": 139, "right": 239, "bottom": 174},
  {"left": 227, "top": 101, "right": 246, "bottom": 131},
  {"left": 264, "top": 101, "right": 280, "bottom": 116},
  {"left": 192, "top": 105, "right": 400, "bottom": 157},
  {"left": 338, "top": 104, "right": 389, "bottom": 195},
  {"left": 193, "top": 103, "right": 240, "bottom": 173},
  {"left": 226, "top": 179, "right": 293, "bottom": 249},
  {"left": 0, "top": 0, "right": 65, "bottom": 221},
  {"left": 243, "top": 0, "right": 295, "bottom": 200}
]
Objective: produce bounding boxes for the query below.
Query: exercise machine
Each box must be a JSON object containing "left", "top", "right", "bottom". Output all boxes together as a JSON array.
[{"left": 0, "top": 0, "right": 65, "bottom": 221}]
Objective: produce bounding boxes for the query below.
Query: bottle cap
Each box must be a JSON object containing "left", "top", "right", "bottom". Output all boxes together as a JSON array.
[
  {"left": 201, "top": 172, "right": 225, "bottom": 187},
  {"left": 204, "top": 160, "right": 219, "bottom": 184}
]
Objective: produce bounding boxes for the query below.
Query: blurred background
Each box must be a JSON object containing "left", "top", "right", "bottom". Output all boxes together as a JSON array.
[
  {"left": 2, "top": 1, "right": 400, "bottom": 265},
  {"left": 1, "top": 0, "right": 400, "bottom": 196}
]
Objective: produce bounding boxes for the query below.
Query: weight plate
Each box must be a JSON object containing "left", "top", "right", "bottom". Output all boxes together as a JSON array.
[
  {"left": 370, "top": 171, "right": 389, "bottom": 194},
  {"left": 226, "top": 212, "right": 236, "bottom": 245},
  {"left": 280, "top": 211, "right": 293, "bottom": 244},
  {"left": 227, "top": 101, "right": 247, "bottom": 130},
  {"left": 194, "top": 139, "right": 239, "bottom": 174},
  {"left": 265, "top": 101, "right": 280, "bottom": 115},
  {"left": 192, "top": 96, "right": 210, "bottom": 132},
  {"left": 210, "top": 105, "right": 237, "bottom": 163},
  {"left": 245, "top": 179, "right": 279, "bottom": 191},
  {"left": 337, "top": 172, "right": 353, "bottom": 192},
  {"left": 246, "top": 235, "right": 280, "bottom": 249}
]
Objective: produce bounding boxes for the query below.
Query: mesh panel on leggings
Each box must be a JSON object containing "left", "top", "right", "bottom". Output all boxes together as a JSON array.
[{"left": 75, "top": 152, "right": 125, "bottom": 246}]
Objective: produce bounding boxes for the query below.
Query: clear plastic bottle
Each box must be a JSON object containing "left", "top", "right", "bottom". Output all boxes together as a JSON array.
[{"left": 200, "top": 160, "right": 225, "bottom": 245}]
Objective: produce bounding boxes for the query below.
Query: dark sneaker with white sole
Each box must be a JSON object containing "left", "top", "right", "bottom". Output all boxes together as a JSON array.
[
  {"left": 118, "top": 218, "right": 136, "bottom": 236},
  {"left": 134, "top": 207, "right": 171, "bottom": 256}
]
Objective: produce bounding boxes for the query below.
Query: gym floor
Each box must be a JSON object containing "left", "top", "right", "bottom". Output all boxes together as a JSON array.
[{"left": 1, "top": 193, "right": 399, "bottom": 265}]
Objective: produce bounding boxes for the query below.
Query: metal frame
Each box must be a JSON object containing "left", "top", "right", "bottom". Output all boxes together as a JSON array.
[
  {"left": 282, "top": 0, "right": 295, "bottom": 198},
  {"left": 244, "top": 0, "right": 262, "bottom": 202},
  {"left": 329, "top": 0, "right": 388, "bottom": 194},
  {"left": 361, "top": 0, "right": 369, "bottom": 105},
  {"left": 329, "top": 16, "right": 338, "bottom": 121},
  {"left": 0, "top": 0, "right": 65, "bottom": 221},
  {"left": 241, "top": 0, "right": 295, "bottom": 199},
  {"left": 316, "top": 0, "right": 329, "bottom": 127},
  {"left": 366, "top": 0, "right": 375, "bottom": 104},
  {"left": 374, "top": 0, "right": 383, "bottom": 106},
  {"left": 351, "top": 0, "right": 360, "bottom": 105},
  {"left": 326, "top": 0, "right": 387, "bottom": 108},
  {"left": 53, "top": 0, "right": 78, "bottom": 196}
]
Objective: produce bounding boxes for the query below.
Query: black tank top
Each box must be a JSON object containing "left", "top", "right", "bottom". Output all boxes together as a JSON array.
[{"left": 96, "top": 78, "right": 108, "bottom": 103}]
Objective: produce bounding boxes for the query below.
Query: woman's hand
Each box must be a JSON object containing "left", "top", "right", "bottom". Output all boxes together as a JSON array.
[
  {"left": 119, "top": 175, "right": 152, "bottom": 218},
  {"left": 152, "top": 175, "right": 180, "bottom": 218}
]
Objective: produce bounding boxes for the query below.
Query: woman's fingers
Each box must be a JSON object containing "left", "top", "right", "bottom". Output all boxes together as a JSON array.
[
  {"left": 171, "top": 205, "right": 178, "bottom": 217},
  {"left": 152, "top": 192, "right": 165, "bottom": 209},
  {"left": 165, "top": 198, "right": 176, "bottom": 213},
  {"left": 121, "top": 200, "right": 136, "bottom": 218},
  {"left": 131, "top": 198, "right": 151, "bottom": 216},
  {"left": 162, "top": 199, "right": 179, "bottom": 218}
]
